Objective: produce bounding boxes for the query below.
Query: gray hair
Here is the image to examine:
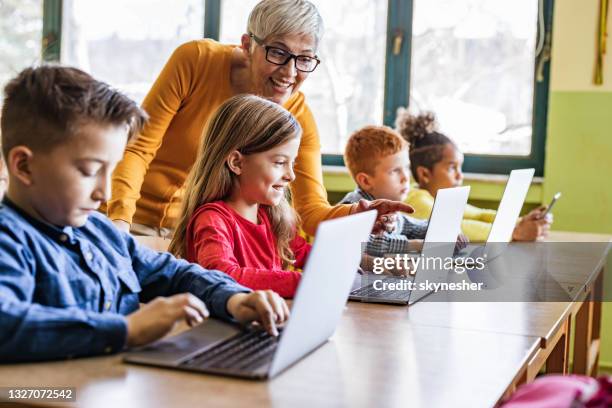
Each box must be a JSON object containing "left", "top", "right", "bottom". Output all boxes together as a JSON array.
[{"left": 247, "top": 0, "right": 324, "bottom": 49}]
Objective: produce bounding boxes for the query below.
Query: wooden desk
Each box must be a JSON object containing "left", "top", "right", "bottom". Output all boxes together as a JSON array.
[
  {"left": 399, "top": 232, "right": 609, "bottom": 378},
  {"left": 544, "top": 232, "right": 609, "bottom": 377},
  {"left": 0, "top": 308, "right": 539, "bottom": 408},
  {"left": 133, "top": 231, "right": 608, "bottom": 371},
  {"left": 1, "top": 231, "right": 603, "bottom": 407},
  {"left": 131, "top": 231, "right": 608, "bottom": 378}
]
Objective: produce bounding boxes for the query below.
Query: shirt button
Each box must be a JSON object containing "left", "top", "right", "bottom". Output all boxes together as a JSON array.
[
  {"left": 85, "top": 252, "right": 93, "bottom": 261},
  {"left": 105, "top": 301, "right": 112, "bottom": 310},
  {"left": 104, "top": 346, "right": 112, "bottom": 354},
  {"left": 59, "top": 234, "right": 68, "bottom": 242}
]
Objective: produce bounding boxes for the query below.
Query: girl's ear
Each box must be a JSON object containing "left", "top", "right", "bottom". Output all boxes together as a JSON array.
[
  {"left": 355, "top": 172, "right": 373, "bottom": 192},
  {"left": 226, "top": 151, "right": 244, "bottom": 175},
  {"left": 415, "top": 166, "right": 431, "bottom": 186},
  {"left": 8, "top": 146, "right": 35, "bottom": 187}
]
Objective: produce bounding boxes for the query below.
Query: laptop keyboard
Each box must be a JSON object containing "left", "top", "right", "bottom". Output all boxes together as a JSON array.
[
  {"left": 351, "top": 284, "right": 411, "bottom": 301},
  {"left": 181, "top": 329, "right": 279, "bottom": 371}
]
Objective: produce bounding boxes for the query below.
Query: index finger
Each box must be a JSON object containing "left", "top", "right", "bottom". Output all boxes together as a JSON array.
[
  {"left": 245, "top": 293, "right": 279, "bottom": 337},
  {"left": 256, "top": 299, "right": 279, "bottom": 337},
  {"left": 377, "top": 201, "right": 414, "bottom": 214},
  {"left": 265, "top": 291, "right": 290, "bottom": 324}
]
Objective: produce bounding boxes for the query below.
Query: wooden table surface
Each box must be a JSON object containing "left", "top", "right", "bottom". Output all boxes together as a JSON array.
[
  {"left": 398, "top": 243, "right": 609, "bottom": 346},
  {"left": 1, "top": 231, "right": 607, "bottom": 407},
  {"left": 0, "top": 305, "right": 540, "bottom": 408}
]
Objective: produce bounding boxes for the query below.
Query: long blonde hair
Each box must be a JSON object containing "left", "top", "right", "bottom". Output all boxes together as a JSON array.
[{"left": 169, "top": 94, "right": 302, "bottom": 266}]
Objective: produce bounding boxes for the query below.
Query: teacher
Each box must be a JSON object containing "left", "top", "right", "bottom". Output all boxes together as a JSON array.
[{"left": 106, "top": 0, "right": 411, "bottom": 237}]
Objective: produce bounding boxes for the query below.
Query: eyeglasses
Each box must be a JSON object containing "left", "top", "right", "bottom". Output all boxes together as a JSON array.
[{"left": 250, "top": 34, "right": 320, "bottom": 73}]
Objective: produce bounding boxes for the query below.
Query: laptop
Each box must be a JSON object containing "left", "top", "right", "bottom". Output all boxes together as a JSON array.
[
  {"left": 123, "top": 210, "right": 377, "bottom": 380},
  {"left": 348, "top": 186, "right": 471, "bottom": 305},
  {"left": 458, "top": 168, "right": 535, "bottom": 261}
]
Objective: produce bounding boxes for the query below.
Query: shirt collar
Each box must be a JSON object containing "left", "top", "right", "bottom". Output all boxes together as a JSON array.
[
  {"left": 356, "top": 188, "right": 376, "bottom": 201},
  {"left": 2, "top": 197, "right": 76, "bottom": 244}
]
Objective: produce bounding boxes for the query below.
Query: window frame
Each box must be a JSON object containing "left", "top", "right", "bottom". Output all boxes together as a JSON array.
[
  {"left": 42, "top": 0, "right": 62, "bottom": 62},
  {"left": 42, "top": 0, "right": 554, "bottom": 176}
]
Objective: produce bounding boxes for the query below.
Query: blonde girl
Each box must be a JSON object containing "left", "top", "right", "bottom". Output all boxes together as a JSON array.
[{"left": 170, "top": 94, "right": 310, "bottom": 297}]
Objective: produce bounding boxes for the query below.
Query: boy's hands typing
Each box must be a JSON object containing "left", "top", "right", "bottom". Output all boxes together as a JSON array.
[
  {"left": 125, "top": 291, "right": 288, "bottom": 348},
  {"left": 126, "top": 293, "right": 209, "bottom": 347},
  {"left": 226, "top": 291, "right": 289, "bottom": 337}
]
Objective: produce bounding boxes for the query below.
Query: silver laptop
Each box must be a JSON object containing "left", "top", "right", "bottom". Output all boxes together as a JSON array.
[
  {"left": 458, "top": 168, "right": 535, "bottom": 261},
  {"left": 124, "top": 210, "right": 377, "bottom": 380},
  {"left": 349, "top": 186, "right": 471, "bottom": 305}
]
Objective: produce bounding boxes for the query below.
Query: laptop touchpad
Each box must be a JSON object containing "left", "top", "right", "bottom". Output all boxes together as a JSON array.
[{"left": 124, "top": 319, "right": 241, "bottom": 366}]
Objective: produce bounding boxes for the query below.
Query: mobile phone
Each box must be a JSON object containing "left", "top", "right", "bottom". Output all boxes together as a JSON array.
[{"left": 541, "top": 192, "right": 561, "bottom": 218}]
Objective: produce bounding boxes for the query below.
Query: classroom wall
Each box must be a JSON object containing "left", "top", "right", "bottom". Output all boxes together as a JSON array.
[
  {"left": 545, "top": 0, "right": 612, "bottom": 231},
  {"left": 546, "top": 0, "right": 612, "bottom": 370}
]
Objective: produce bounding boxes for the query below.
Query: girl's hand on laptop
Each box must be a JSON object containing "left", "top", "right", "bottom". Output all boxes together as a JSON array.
[
  {"left": 455, "top": 234, "right": 469, "bottom": 251},
  {"left": 352, "top": 199, "right": 414, "bottom": 235},
  {"left": 227, "top": 291, "right": 289, "bottom": 337},
  {"left": 453, "top": 234, "right": 469, "bottom": 256},
  {"left": 125, "top": 293, "right": 210, "bottom": 347}
]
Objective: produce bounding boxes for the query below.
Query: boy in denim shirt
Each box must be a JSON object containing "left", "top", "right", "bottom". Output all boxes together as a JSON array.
[{"left": 0, "top": 66, "right": 288, "bottom": 362}]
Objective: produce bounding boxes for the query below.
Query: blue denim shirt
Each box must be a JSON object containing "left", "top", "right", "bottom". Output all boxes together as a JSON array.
[{"left": 0, "top": 199, "right": 250, "bottom": 363}]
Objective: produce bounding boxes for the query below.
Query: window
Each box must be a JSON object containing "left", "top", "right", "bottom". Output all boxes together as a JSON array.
[
  {"left": 60, "top": 0, "right": 203, "bottom": 103},
  {"left": 0, "top": 0, "right": 43, "bottom": 97},
  {"left": 220, "top": 0, "right": 388, "bottom": 155},
  {"left": 218, "top": 0, "right": 552, "bottom": 174},
  {"left": 38, "top": 0, "right": 552, "bottom": 175},
  {"left": 410, "top": 0, "right": 539, "bottom": 156}
]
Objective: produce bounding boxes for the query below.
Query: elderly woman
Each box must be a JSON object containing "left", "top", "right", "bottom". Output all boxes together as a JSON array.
[{"left": 106, "top": 0, "right": 410, "bottom": 237}]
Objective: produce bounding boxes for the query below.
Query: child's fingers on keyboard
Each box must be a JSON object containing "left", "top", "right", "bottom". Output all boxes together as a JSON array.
[
  {"left": 178, "top": 293, "right": 210, "bottom": 318},
  {"left": 264, "top": 290, "right": 288, "bottom": 323},
  {"left": 183, "top": 305, "right": 205, "bottom": 326},
  {"left": 172, "top": 293, "right": 210, "bottom": 318},
  {"left": 250, "top": 292, "right": 278, "bottom": 336}
]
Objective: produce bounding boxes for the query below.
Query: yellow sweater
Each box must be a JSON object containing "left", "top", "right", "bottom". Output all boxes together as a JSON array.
[
  {"left": 406, "top": 188, "right": 497, "bottom": 242},
  {"left": 105, "top": 40, "right": 351, "bottom": 235}
]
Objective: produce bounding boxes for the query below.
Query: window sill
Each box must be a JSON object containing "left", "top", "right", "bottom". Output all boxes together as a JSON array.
[
  {"left": 323, "top": 165, "right": 543, "bottom": 183},
  {"left": 322, "top": 165, "right": 544, "bottom": 204}
]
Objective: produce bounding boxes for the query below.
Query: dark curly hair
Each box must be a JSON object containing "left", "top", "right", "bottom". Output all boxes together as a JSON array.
[{"left": 395, "top": 109, "right": 457, "bottom": 184}]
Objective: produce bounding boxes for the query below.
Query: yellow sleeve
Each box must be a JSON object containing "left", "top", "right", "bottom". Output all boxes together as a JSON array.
[
  {"left": 463, "top": 203, "right": 497, "bottom": 223},
  {"left": 461, "top": 219, "right": 492, "bottom": 243},
  {"left": 406, "top": 189, "right": 435, "bottom": 220},
  {"left": 289, "top": 101, "right": 352, "bottom": 235},
  {"left": 106, "top": 41, "right": 199, "bottom": 223},
  {"left": 408, "top": 188, "right": 493, "bottom": 242}
]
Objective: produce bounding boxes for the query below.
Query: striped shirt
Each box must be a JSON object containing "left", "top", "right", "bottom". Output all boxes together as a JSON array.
[{"left": 339, "top": 189, "right": 429, "bottom": 256}]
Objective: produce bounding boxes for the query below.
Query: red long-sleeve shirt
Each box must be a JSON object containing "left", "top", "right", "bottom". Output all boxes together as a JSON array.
[{"left": 186, "top": 201, "right": 311, "bottom": 298}]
